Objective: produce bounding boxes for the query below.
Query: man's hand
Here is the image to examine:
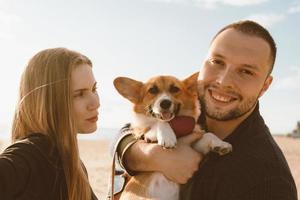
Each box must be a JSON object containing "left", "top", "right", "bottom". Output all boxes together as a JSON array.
[
  {"left": 155, "top": 132, "right": 203, "bottom": 184},
  {"left": 123, "top": 132, "right": 203, "bottom": 184}
]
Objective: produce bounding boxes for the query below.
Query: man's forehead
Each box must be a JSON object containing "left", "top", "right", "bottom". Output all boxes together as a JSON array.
[{"left": 209, "top": 29, "right": 272, "bottom": 72}]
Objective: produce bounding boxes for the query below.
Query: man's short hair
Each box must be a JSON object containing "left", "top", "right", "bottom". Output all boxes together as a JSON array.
[{"left": 212, "top": 20, "right": 277, "bottom": 74}]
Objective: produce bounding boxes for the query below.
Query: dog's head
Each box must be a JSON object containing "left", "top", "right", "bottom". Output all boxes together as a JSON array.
[{"left": 113, "top": 72, "right": 200, "bottom": 121}]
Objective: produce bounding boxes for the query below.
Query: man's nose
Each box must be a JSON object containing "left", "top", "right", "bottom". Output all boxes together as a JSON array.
[{"left": 216, "top": 67, "right": 234, "bottom": 88}]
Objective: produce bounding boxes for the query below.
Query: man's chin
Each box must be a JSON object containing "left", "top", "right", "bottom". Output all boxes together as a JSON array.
[{"left": 206, "top": 105, "right": 255, "bottom": 121}]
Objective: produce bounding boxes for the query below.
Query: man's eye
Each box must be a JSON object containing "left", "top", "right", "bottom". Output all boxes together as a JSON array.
[
  {"left": 148, "top": 85, "right": 159, "bottom": 94},
  {"left": 240, "top": 69, "right": 254, "bottom": 76},
  {"left": 210, "top": 59, "right": 224, "bottom": 65},
  {"left": 169, "top": 85, "right": 180, "bottom": 93}
]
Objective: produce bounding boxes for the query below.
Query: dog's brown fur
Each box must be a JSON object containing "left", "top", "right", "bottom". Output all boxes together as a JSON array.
[{"left": 114, "top": 72, "right": 201, "bottom": 139}]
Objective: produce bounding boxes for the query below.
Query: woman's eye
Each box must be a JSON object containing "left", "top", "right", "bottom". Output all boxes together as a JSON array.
[
  {"left": 74, "top": 91, "right": 84, "bottom": 98},
  {"left": 93, "top": 86, "right": 98, "bottom": 93},
  {"left": 148, "top": 85, "right": 159, "bottom": 94},
  {"left": 169, "top": 85, "right": 180, "bottom": 93}
]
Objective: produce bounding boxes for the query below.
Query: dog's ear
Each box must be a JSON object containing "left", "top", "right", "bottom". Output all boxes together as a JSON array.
[
  {"left": 113, "top": 77, "right": 143, "bottom": 104},
  {"left": 183, "top": 72, "right": 199, "bottom": 95},
  {"left": 197, "top": 79, "right": 205, "bottom": 97}
]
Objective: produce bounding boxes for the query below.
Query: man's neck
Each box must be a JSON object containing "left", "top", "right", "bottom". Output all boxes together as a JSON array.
[{"left": 206, "top": 105, "right": 256, "bottom": 139}]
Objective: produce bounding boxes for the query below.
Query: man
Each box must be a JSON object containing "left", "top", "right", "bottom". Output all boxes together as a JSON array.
[{"left": 114, "top": 20, "right": 297, "bottom": 199}]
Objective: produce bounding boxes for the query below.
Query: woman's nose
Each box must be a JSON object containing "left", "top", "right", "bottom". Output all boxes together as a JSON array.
[{"left": 87, "top": 93, "right": 100, "bottom": 111}]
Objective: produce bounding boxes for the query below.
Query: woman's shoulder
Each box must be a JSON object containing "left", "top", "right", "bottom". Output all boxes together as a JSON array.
[
  {"left": 6, "top": 134, "right": 52, "bottom": 153},
  {"left": 2, "top": 133, "right": 60, "bottom": 166}
]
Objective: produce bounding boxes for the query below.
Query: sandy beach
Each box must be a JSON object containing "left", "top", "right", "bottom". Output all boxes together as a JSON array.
[{"left": 0, "top": 136, "right": 299, "bottom": 199}]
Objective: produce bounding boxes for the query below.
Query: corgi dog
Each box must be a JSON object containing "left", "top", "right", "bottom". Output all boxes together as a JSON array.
[{"left": 113, "top": 72, "right": 232, "bottom": 200}]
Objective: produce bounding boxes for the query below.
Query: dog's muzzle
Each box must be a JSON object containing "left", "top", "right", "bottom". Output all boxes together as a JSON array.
[{"left": 148, "top": 100, "right": 181, "bottom": 121}]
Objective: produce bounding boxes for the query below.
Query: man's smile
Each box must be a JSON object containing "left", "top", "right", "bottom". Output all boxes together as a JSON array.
[{"left": 208, "top": 89, "right": 239, "bottom": 105}]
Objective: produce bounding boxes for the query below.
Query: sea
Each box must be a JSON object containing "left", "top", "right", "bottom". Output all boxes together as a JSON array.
[{"left": 0, "top": 127, "right": 120, "bottom": 141}]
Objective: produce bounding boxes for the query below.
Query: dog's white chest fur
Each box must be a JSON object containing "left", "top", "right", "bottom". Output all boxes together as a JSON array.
[{"left": 148, "top": 172, "right": 180, "bottom": 200}]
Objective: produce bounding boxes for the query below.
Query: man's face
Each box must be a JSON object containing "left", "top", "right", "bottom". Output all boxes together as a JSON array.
[{"left": 199, "top": 28, "right": 273, "bottom": 121}]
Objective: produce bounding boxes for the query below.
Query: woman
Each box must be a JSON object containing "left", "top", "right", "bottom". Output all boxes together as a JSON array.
[{"left": 0, "top": 48, "right": 100, "bottom": 200}]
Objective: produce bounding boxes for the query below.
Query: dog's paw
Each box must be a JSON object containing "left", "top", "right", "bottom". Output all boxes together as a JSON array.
[
  {"left": 144, "top": 129, "right": 158, "bottom": 143},
  {"left": 157, "top": 127, "right": 177, "bottom": 148},
  {"left": 153, "top": 121, "right": 177, "bottom": 148},
  {"left": 211, "top": 140, "right": 232, "bottom": 155},
  {"left": 158, "top": 133, "right": 177, "bottom": 148},
  {"left": 144, "top": 134, "right": 158, "bottom": 143}
]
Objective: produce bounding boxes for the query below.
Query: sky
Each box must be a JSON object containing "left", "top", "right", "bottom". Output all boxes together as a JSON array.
[{"left": 0, "top": 0, "right": 299, "bottom": 138}]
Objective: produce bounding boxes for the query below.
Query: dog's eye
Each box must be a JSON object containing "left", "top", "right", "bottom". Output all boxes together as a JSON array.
[
  {"left": 169, "top": 85, "right": 180, "bottom": 93},
  {"left": 148, "top": 85, "right": 159, "bottom": 94}
]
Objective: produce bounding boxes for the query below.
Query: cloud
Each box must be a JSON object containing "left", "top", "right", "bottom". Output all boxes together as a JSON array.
[
  {"left": 195, "top": 0, "right": 269, "bottom": 9},
  {"left": 146, "top": 0, "right": 268, "bottom": 8},
  {"left": 205, "top": 0, "right": 268, "bottom": 6},
  {"left": 244, "top": 13, "right": 285, "bottom": 28},
  {"left": 288, "top": 2, "right": 300, "bottom": 14},
  {"left": 274, "top": 66, "right": 300, "bottom": 90},
  {"left": 0, "top": 10, "right": 21, "bottom": 39}
]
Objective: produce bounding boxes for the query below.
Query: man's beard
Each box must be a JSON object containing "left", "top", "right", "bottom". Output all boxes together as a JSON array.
[{"left": 200, "top": 92, "right": 258, "bottom": 121}]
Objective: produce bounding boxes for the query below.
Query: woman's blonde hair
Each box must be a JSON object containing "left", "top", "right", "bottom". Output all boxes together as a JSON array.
[{"left": 12, "top": 47, "right": 93, "bottom": 200}]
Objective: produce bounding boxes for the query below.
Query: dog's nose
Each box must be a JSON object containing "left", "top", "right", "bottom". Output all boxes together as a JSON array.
[{"left": 160, "top": 99, "right": 172, "bottom": 109}]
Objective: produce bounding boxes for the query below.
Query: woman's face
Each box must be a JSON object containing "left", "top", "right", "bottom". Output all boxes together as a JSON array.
[{"left": 71, "top": 64, "right": 100, "bottom": 133}]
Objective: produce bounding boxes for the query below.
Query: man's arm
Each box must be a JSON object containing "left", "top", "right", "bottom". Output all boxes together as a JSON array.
[
  {"left": 234, "top": 176, "right": 297, "bottom": 200},
  {"left": 117, "top": 129, "right": 203, "bottom": 184}
]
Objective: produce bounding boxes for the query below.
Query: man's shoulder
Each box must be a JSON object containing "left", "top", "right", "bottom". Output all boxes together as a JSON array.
[
  {"left": 234, "top": 132, "right": 289, "bottom": 168},
  {"left": 220, "top": 132, "right": 294, "bottom": 187}
]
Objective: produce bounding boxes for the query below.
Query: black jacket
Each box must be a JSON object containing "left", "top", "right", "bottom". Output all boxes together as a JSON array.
[
  {"left": 180, "top": 104, "right": 298, "bottom": 200},
  {"left": 0, "top": 134, "right": 98, "bottom": 200}
]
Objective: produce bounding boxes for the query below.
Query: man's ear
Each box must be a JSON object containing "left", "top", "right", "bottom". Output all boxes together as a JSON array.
[
  {"left": 183, "top": 72, "right": 199, "bottom": 95},
  {"left": 259, "top": 75, "right": 273, "bottom": 98},
  {"left": 113, "top": 77, "right": 143, "bottom": 104}
]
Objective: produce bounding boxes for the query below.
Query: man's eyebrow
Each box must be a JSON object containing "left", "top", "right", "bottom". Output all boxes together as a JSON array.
[
  {"left": 243, "top": 64, "right": 260, "bottom": 71},
  {"left": 211, "top": 53, "right": 225, "bottom": 58},
  {"left": 211, "top": 53, "right": 260, "bottom": 71}
]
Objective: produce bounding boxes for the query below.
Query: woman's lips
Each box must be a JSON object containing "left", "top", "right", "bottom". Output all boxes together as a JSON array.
[{"left": 86, "top": 116, "right": 98, "bottom": 123}]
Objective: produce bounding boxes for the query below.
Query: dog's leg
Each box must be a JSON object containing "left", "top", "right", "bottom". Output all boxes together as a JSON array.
[
  {"left": 193, "top": 133, "right": 232, "bottom": 155},
  {"left": 156, "top": 122, "right": 177, "bottom": 148}
]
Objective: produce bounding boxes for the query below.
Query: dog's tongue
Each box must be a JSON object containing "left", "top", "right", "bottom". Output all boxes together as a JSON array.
[
  {"left": 161, "top": 112, "right": 172, "bottom": 120},
  {"left": 169, "top": 116, "right": 196, "bottom": 138}
]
